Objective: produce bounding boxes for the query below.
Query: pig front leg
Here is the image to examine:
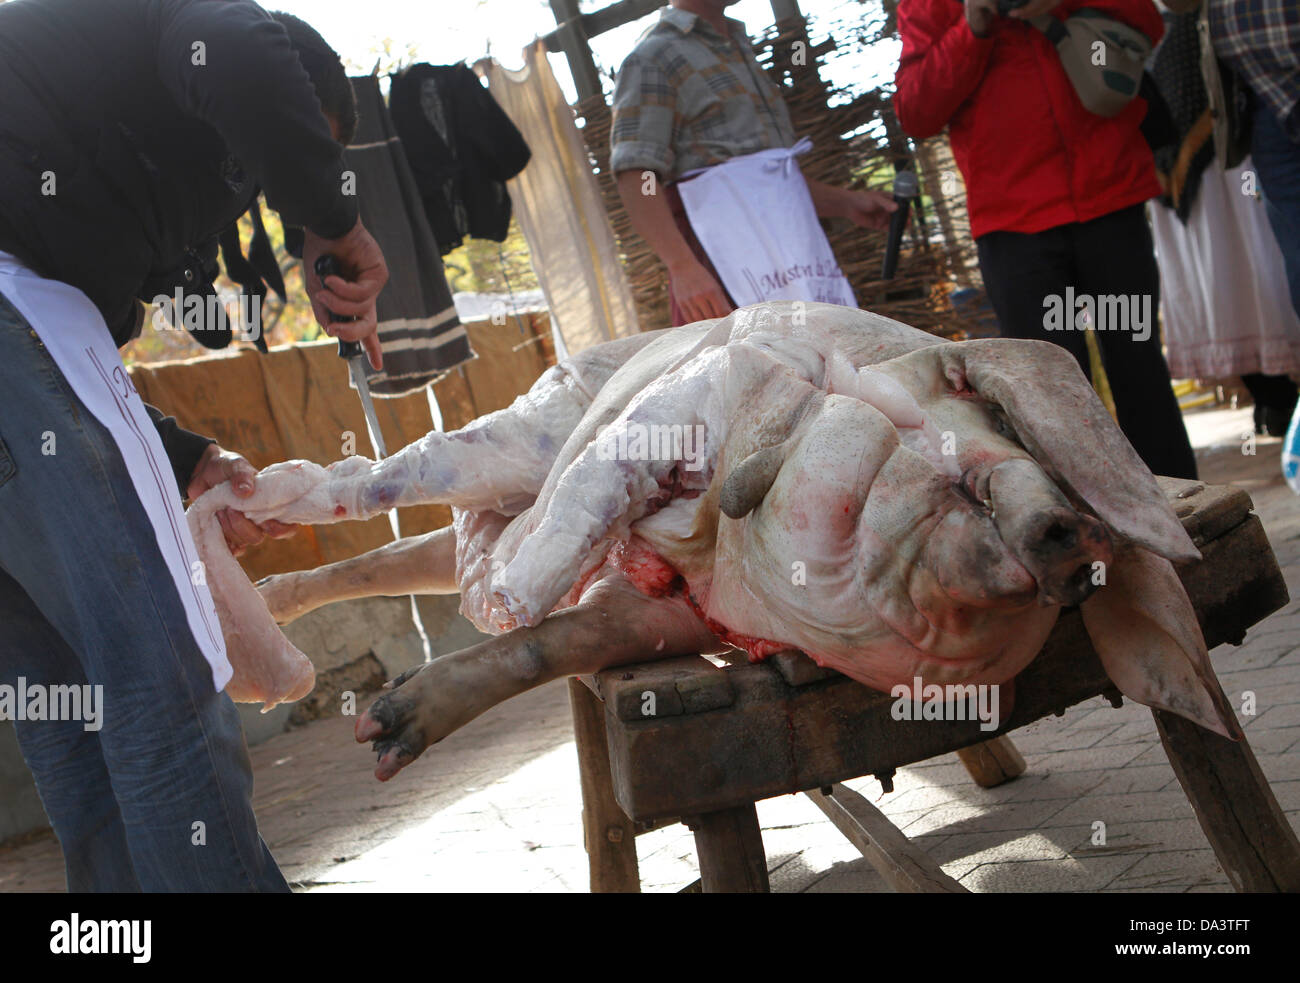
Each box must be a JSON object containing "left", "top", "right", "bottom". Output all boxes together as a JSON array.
[
  {"left": 346, "top": 365, "right": 587, "bottom": 517},
  {"left": 354, "top": 572, "right": 720, "bottom": 781},
  {"left": 258, "top": 526, "right": 460, "bottom": 625},
  {"left": 238, "top": 363, "right": 596, "bottom": 529}
]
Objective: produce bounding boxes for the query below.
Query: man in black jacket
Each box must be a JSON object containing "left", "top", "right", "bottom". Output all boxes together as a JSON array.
[{"left": 0, "top": 0, "right": 388, "bottom": 891}]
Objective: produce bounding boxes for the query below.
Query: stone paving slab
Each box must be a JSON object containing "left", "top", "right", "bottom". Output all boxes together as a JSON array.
[{"left": 2, "top": 406, "right": 1298, "bottom": 893}]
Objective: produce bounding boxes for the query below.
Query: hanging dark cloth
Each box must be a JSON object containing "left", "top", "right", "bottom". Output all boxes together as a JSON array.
[
  {"left": 340, "top": 74, "right": 473, "bottom": 396},
  {"left": 388, "top": 63, "right": 531, "bottom": 254},
  {"left": 217, "top": 198, "right": 286, "bottom": 353}
]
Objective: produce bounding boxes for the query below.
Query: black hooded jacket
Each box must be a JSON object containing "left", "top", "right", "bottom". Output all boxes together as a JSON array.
[
  {"left": 0, "top": 0, "right": 359, "bottom": 488},
  {"left": 388, "top": 64, "right": 531, "bottom": 254}
]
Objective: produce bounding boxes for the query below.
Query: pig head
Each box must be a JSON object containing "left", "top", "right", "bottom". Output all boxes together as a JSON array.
[{"left": 701, "top": 328, "right": 1239, "bottom": 739}]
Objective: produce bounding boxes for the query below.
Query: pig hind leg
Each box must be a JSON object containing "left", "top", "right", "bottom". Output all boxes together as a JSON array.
[
  {"left": 355, "top": 572, "right": 720, "bottom": 781},
  {"left": 258, "top": 526, "right": 460, "bottom": 625}
]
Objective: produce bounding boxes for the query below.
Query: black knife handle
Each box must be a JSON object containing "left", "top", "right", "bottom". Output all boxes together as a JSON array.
[{"left": 314, "top": 254, "right": 361, "bottom": 359}]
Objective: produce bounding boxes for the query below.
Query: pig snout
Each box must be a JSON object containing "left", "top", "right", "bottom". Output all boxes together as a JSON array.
[
  {"left": 987, "top": 460, "right": 1113, "bottom": 607},
  {"left": 1009, "top": 506, "right": 1112, "bottom": 606}
]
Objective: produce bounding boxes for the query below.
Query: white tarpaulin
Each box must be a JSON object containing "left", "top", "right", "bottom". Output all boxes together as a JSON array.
[
  {"left": 677, "top": 138, "right": 855, "bottom": 309},
  {"left": 484, "top": 44, "right": 639, "bottom": 357}
]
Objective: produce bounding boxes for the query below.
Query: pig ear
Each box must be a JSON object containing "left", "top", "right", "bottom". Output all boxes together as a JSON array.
[
  {"left": 720, "top": 443, "right": 788, "bottom": 519},
  {"left": 939, "top": 340, "right": 1199, "bottom": 564},
  {"left": 1080, "top": 547, "right": 1241, "bottom": 739}
]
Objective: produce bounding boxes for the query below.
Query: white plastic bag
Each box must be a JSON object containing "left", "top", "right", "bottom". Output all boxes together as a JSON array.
[{"left": 1284, "top": 400, "right": 1300, "bottom": 494}]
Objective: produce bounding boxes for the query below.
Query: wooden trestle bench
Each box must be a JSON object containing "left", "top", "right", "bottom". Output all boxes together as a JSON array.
[{"left": 567, "top": 477, "right": 1300, "bottom": 892}]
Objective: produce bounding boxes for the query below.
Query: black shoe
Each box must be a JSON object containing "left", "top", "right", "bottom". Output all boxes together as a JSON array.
[{"left": 1259, "top": 405, "right": 1293, "bottom": 437}]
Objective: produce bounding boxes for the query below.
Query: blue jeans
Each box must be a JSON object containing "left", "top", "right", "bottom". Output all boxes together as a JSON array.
[
  {"left": 1252, "top": 103, "right": 1300, "bottom": 318},
  {"left": 0, "top": 291, "right": 287, "bottom": 892}
]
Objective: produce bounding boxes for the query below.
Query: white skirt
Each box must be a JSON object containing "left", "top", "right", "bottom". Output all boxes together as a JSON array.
[{"left": 1151, "top": 157, "right": 1300, "bottom": 379}]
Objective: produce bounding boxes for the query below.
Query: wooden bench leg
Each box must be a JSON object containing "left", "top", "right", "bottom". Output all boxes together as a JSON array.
[
  {"left": 569, "top": 678, "right": 640, "bottom": 893},
  {"left": 956, "top": 736, "right": 1027, "bottom": 788},
  {"left": 1154, "top": 706, "right": 1300, "bottom": 892},
  {"left": 807, "top": 784, "right": 968, "bottom": 892},
  {"left": 686, "top": 804, "right": 770, "bottom": 893}
]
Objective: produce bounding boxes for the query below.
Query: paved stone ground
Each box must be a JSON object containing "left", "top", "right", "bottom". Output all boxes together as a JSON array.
[{"left": 2, "top": 405, "right": 1297, "bottom": 893}]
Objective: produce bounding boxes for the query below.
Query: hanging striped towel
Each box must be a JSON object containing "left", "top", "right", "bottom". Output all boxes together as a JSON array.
[{"left": 343, "top": 76, "right": 474, "bottom": 396}]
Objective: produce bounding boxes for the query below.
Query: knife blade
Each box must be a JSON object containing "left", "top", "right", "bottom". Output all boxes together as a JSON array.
[
  {"left": 315, "top": 254, "right": 387, "bottom": 459},
  {"left": 313, "top": 255, "right": 431, "bottom": 660}
]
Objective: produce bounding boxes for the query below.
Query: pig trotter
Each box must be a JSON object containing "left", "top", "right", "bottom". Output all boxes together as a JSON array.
[{"left": 355, "top": 660, "right": 479, "bottom": 781}]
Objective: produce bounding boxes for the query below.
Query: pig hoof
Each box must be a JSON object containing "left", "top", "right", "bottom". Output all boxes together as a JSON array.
[{"left": 354, "top": 660, "right": 480, "bottom": 781}]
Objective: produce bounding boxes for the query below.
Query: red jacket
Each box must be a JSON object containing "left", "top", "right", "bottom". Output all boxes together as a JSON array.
[{"left": 894, "top": 0, "right": 1164, "bottom": 239}]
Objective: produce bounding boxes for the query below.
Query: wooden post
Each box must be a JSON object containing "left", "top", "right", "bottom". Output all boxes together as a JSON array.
[
  {"left": 541, "top": 1, "right": 667, "bottom": 52},
  {"left": 568, "top": 678, "right": 641, "bottom": 893},
  {"left": 769, "top": 0, "right": 804, "bottom": 19},
  {"left": 914, "top": 140, "right": 973, "bottom": 289},
  {"left": 549, "top": 0, "right": 604, "bottom": 101},
  {"left": 956, "top": 736, "right": 1027, "bottom": 788},
  {"left": 806, "top": 784, "right": 969, "bottom": 892},
  {"left": 686, "top": 805, "right": 770, "bottom": 893},
  {"left": 1154, "top": 705, "right": 1300, "bottom": 892}
]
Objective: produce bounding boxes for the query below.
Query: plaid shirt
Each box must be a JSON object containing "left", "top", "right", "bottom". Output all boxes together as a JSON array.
[
  {"left": 1210, "top": 0, "right": 1300, "bottom": 139},
  {"left": 610, "top": 7, "right": 797, "bottom": 181}
]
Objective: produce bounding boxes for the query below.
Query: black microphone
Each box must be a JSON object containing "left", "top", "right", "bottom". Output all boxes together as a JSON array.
[{"left": 882, "top": 170, "right": 919, "bottom": 281}]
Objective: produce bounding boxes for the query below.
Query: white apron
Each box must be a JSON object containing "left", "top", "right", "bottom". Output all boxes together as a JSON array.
[
  {"left": 676, "top": 137, "right": 856, "bottom": 309},
  {"left": 0, "top": 252, "right": 231, "bottom": 691},
  {"left": 1150, "top": 157, "right": 1300, "bottom": 379}
]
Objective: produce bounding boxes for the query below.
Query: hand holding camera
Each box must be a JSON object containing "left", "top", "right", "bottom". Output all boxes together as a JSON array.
[
  {"left": 964, "top": 0, "right": 1000, "bottom": 37},
  {"left": 965, "top": 0, "right": 1061, "bottom": 37}
]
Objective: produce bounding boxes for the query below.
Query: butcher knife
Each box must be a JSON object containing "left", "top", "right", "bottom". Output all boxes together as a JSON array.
[{"left": 315, "top": 254, "right": 387, "bottom": 459}]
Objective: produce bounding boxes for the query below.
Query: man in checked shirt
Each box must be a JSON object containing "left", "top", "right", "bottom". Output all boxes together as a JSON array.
[{"left": 611, "top": 0, "right": 897, "bottom": 325}]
